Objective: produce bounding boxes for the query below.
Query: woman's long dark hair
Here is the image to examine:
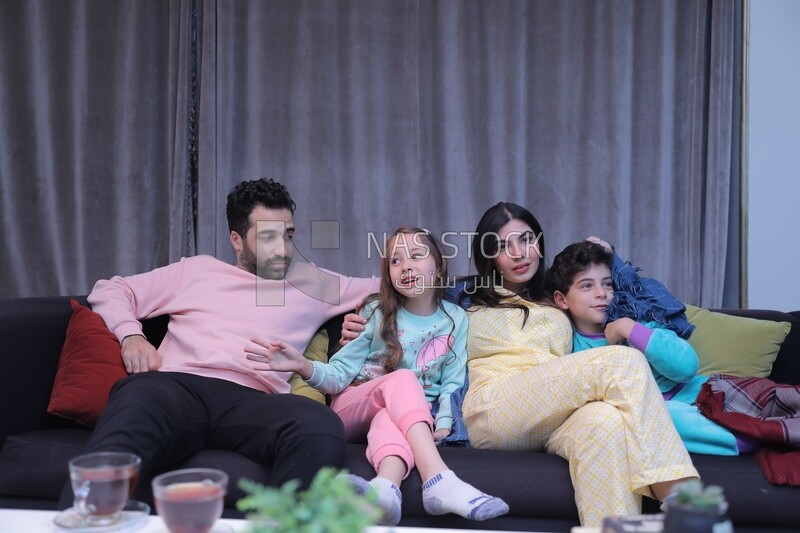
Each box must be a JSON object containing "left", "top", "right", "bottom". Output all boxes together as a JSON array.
[
  {"left": 467, "top": 202, "right": 547, "bottom": 325},
  {"left": 361, "top": 226, "right": 453, "bottom": 373}
]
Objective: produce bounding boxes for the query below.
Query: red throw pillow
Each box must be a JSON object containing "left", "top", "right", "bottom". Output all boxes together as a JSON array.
[{"left": 47, "top": 299, "right": 128, "bottom": 427}]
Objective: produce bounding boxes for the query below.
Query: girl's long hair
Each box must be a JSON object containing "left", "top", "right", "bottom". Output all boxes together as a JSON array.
[
  {"left": 361, "top": 226, "right": 452, "bottom": 373},
  {"left": 467, "top": 202, "right": 547, "bottom": 326}
]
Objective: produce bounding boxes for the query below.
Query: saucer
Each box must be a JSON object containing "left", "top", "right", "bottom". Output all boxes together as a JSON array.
[{"left": 54, "top": 500, "right": 150, "bottom": 532}]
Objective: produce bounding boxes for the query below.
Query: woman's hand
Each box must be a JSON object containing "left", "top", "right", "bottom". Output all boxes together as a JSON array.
[
  {"left": 433, "top": 428, "right": 451, "bottom": 443},
  {"left": 245, "top": 338, "right": 313, "bottom": 379},
  {"left": 339, "top": 313, "right": 367, "bottom": 347},
  {"left": 585, "top": 236, "right": 613, "bottom": 253}
]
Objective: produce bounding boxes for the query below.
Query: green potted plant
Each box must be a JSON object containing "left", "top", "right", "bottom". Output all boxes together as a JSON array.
[
  {"left": 663, "top": 479, "right": 732, "bottom": 533},
  {"left": 237, "top": 467, "right": 382, "bottom": 533}
]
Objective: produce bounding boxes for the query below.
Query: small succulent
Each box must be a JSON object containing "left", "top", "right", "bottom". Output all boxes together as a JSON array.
[
  {"left": 237, "top": 467, "right": 382, "bottom": 533},
  {"left": 673, "top": 479, "right": 727, "bottom": 511}
]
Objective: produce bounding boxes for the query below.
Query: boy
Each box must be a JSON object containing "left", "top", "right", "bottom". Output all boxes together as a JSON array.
[{"left": 546, "top": 240, "right": 755, "bottom": 456}]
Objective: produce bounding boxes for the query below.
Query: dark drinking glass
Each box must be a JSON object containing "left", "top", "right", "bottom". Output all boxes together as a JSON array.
[{"left": 152, "top": 468, "right": 228, "bottom": 533}]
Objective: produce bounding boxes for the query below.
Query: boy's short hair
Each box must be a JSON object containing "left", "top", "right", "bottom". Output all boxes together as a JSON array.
[{"left": 546, "top": 241, "right": 613, "bottom": 295}]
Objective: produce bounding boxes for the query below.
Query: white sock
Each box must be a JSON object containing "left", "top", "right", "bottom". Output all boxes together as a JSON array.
[
  {"left": 346, "top": 473, "right": 372, "bottom": 496},
  {"left": 660, "top": 491, "right": 679, "bottom": 511},
  {"left": 422, "top": 469, "right": 509, "bottom": 521},
  {"left": 348, "top": 475, "right": 402, "bottom": 526}
]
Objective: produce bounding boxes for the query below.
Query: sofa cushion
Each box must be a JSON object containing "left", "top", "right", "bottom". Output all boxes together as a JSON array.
[
  {"left": 342, "top": 445, "right": 578, "bottom": 520},
  {"left": 173, "top": 450, "right": 273, "bottom": 509},
  {"left": 689, "top": 453, "right": 800, "bottom": 528},
  {"left": 0, "top": 428, "right": 90, "bottom": 499},
  {"left": 46, "top": 299, "right": 128, "bottom": 427},
  {"left": 685, "top": 305, "right": 792, "bottom": 377}
]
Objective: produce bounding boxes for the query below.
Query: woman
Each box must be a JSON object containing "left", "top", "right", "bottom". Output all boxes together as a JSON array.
[{"left": 460, "top": 202, "right": 698, "bottom": 526}]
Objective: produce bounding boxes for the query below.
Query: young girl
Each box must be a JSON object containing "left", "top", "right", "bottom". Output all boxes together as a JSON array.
[
  {"left": 245, "top": 226, "right": 508, "bottom": 526},
  {"left": 459, "top": 202, "right": 699, "bottom": 527}
]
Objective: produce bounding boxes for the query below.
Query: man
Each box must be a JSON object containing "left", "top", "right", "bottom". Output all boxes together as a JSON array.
[{"left": 61, "top": 178, "right": 377, "bottom": 507}]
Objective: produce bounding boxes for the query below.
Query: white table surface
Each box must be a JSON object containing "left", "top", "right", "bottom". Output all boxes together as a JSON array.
[
  {"left": 0, "top": 508, "right": 597, "bottom": 533},
  {"left": 0, "top": 508, "right": 247, "bottom": 533}
]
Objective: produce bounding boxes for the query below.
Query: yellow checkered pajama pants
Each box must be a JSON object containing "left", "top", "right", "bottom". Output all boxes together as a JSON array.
[{"left": 463, "top": 304, "right": 698, "bottom": 526}]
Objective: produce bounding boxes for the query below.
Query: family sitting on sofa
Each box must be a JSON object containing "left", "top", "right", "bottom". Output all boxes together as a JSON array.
[{"left": 72, "top": 176, "right": 794, "bottom": 529}]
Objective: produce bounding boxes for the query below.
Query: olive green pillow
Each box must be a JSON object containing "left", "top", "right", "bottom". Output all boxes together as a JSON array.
[
  {"left": 685, "top": 304, "right": 791, "bottom": 377},
  {"left": 289, "top": 328, "right": 329, "bottom": 404}
]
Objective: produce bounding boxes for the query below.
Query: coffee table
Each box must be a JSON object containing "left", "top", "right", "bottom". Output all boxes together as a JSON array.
[
  {"left": 0, "top": 509, "right": 246, "bottom": 532},
  {"left": 0, "top": 508, "right": 580, "bottom": 532}
]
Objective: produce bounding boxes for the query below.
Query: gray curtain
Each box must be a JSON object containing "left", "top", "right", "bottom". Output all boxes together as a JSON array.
[
  {"left": 0, "top": 0, "right": 736, "bottom": 308},
  {"left": 0, "top": 0, "right": 194, "bottom": 296}
]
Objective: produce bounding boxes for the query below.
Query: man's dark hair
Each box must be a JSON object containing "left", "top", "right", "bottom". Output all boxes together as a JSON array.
[
  {"left": 226, "top": 178, "right": 296, "bottom": 237},
  {"left": 545, "top": 241, "right": 613, "bottom": 296}
]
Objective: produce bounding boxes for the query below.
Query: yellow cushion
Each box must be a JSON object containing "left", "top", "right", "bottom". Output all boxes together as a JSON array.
[
  {"left": 685, "top": 304, "right": 791, "bottom": 377},
  {"left": 289, "top": 328, "right": 329, "bottom": 404}
]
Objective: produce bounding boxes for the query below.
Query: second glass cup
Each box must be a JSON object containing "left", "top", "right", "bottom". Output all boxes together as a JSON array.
[{"left": 152, "top": 468, "right": 228, "bottom": 533}]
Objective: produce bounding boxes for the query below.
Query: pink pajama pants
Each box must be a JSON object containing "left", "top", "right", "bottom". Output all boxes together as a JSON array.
[{"left": 330, "top": 369, "right": 433, "bottom": 478}]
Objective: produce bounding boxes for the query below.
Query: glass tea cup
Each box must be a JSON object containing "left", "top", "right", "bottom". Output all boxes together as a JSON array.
[
  {"left": 152, "top": 468, "right": 228, "bottom": 533},
  {"left": 68, "top": 451, "right": 142, "bottom": 527}
]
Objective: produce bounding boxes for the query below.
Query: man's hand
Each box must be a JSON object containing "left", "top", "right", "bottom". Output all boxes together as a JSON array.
[
  {"left": 339, "top": 313, "right": 367, "bottom": 347},
  {"left": 604, "top": 318, "right": 636, "bottom": 345},
  {"left": 121, "top": 334, "right": 161, "bottom": 374},
  {"left": 246, "top": 338, "right": 313, "bottom": 379}
]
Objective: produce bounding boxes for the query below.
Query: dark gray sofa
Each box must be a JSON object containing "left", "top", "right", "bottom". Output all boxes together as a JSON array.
[{"left": 1, "top": 296, "right": 799, "bottom": 532}]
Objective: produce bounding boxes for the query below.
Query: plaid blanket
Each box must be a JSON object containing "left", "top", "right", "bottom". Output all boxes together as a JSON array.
[{"left": 696, "top": 374, "right": 800, "bottom": 485}]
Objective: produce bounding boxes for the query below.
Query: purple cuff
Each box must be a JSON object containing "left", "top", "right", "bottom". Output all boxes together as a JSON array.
[
  {"left": 735, "top": 433, "right": 760, "bottom": 454},
  {"left": 627, "top": 323, "right": 653, "bottom": 353},
  {"left": 577, "top": 330, "right": 606, "bottom": 340},
  {"left": 662, "top": 382, "right": 685, "bottom": 401}
]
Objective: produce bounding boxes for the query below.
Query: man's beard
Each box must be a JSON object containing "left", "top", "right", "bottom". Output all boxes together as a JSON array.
[{"left": 240, "top": 242, "right": 291, "bottom": 280}]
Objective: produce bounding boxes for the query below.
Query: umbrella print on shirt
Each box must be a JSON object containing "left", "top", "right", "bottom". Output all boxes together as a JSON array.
[{"left": 416, "top": 333, "right": 454, "bottom": 388}]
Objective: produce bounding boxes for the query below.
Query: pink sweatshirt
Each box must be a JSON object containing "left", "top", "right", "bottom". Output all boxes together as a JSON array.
[{"left": 88, "top": 255, "right": 378, "bottom": 394}]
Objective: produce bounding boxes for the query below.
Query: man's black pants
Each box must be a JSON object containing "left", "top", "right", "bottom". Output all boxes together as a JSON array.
[{"left": 58, "top": 372, "right": 345, "bottom": 508}]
